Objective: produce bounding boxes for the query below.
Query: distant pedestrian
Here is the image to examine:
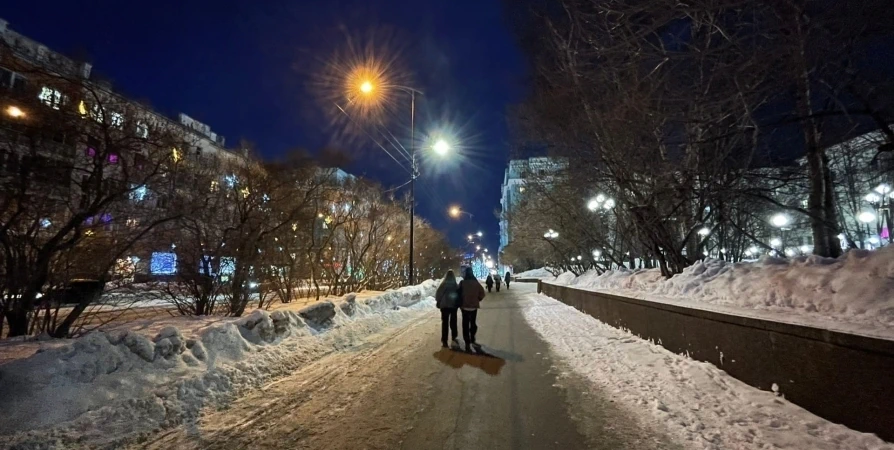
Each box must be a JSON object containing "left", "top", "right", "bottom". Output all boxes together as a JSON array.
[
  {"left": 435, "top": 270, "right": 460, "bottom": 348},
  {"left": 494, "top": 274, "right": 501, "bottom": 292},
  {"left": 504, "top": 271, "right": 511, "bottom": 290},
  {"left": 485, "top": 274, "right": 494, "bottom": 292},
  {"left": 459, "top": 267, "right": 486, "bottom": 352}
]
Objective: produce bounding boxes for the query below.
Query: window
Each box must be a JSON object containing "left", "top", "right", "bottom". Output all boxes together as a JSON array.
[
  {"left": 130, "top": 184, "right": 147, "bottom": 201},
  {"left": 135, "top": 121, "right": 148, "bottom": 139},
  {"left": 150, "top": 252, "right": 178, "bottom": 275},
  {"left": 90, "top": 104, "right": 104, "bottom": 123},
  {"left": 12, "top": 76, "right": 26, "bottom": 91},
  {"left": 110, "top": 112, "right": 124, "bottom": 128},
  {"left": 38, "top": 86, "right": 63, "bottom": 110},
  {"left": 0, "top": 68, "right": 12, "bottom": 87}
]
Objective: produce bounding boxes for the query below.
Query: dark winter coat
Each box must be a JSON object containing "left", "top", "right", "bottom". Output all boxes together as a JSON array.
[
  {"left": 436, "top": 270, "right": 460, "bottom": 309},
  {"left": 459, "top": 276, "right": 486, "bottom": 309},
  {"left": 485, "top": 275, "right": 494, "bottom": 287},
  {"left": 504, "top": 272, "right": 511, "bottom": 284}
]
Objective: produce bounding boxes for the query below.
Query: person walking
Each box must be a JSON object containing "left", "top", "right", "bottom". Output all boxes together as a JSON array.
[
  {"left": 504, "top": 271, "right": 511, "bottom": 290},
  {"left": 485, "top": 274, "right": 494, "bottom": 292},
  {"left": 459, "top": 267, "right": 486, "bottom": 352},
  {"left": 435, "top": 270, "right": 460, "bottom": 348},
  {"left": 494, "top": 274, "right": 501, "bottom": 292}
]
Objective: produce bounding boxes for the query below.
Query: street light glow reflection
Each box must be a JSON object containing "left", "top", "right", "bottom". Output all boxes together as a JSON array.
[{"left": 770, "top": 214, "right": 790, "bottom": 228}]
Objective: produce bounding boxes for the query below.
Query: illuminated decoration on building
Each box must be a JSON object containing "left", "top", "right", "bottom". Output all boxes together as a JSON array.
[
  {"left": 150, "top": 252, "right": 178, "bottom": 275},
  {"left": 114, "top": 257, "right": 138, "bottom": 278},
  {"left": 171, "top": 147, "right": 182, "bottom": 163},
  {"left": 39, "top": 218, "right": 51, "bottom": 228},
  {"left": 78, "top": 100, "right": 88, "bottom": 116},
  {"left": 225, "top": 174, "right": 237, "bottom": 188}
]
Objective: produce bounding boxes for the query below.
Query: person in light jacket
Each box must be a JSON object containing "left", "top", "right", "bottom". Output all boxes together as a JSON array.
[
  {"left": 435, "top": 270, "right": 460, "bottom": 348},
  {"left": 458, "top": 267, "right": 486, "bottom": 352}
]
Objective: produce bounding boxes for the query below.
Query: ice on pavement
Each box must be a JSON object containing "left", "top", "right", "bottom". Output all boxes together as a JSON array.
[
  {"left": 0, "top": 280, "right": 438, "bottom": 449},
  {"left": 545, "top": 247, "right": 894, "bottom": 339},
  {"left": 521, "top": 292, "right": 894, "bottom": 450}
]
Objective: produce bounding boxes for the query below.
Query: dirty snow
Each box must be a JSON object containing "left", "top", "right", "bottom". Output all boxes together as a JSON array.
[
  {"left": 550, "top": 248, "right": 894, "bottom": 339},
  {"left": 0, "top": 280, "right": 438, "bottom": 449},
  {"left": 522, "top": 292, "right": 894, "bottom": 450}
]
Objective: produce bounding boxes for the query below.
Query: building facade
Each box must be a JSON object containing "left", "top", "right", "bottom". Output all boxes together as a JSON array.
[{"left": 498, "top": 156, "right": 568, "bottom": 255}]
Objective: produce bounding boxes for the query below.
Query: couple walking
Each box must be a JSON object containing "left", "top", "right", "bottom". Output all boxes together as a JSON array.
[{"left": 435, "top": 267, "right": 484, "bottom": 352}]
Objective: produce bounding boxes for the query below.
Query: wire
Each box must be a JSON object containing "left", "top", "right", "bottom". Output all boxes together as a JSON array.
[{"left": 334, "top": 103, "right": 412, "bottom": 174}]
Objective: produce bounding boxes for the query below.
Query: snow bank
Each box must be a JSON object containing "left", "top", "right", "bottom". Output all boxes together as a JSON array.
[
  {"left": 522, "top": 292, "right": 894, "bottom": 450},
  {"left": 513, "top": 267, "right": 556, "bottom": 279},
  {"left": 551, "top": 248, "right": 894, "bottom": 339},
  {"left": 0, "top": 280, "right": 438, "bottom": 449}
]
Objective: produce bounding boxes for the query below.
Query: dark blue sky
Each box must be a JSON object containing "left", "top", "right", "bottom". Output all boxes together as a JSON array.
[{"left": 3, "top": 0, "right": 524, "bottom": 253}]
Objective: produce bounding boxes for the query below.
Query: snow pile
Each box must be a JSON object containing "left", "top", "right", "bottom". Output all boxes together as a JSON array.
[
  {"left": 513, "top": 267, "right": 556, "bottom": 279},
  {"left": 522, "top": 293, "right": 894, "bottom": 450},
  {"left": 0, "top": 280, "right": 438, "bottom": 449},
  {"left": 551, "top": 248, "right": 894, "bottom": 338}
]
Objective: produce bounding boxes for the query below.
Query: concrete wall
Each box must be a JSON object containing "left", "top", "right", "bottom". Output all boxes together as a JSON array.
[{"left": 538, "top": 281, "right": 894, "bottom": 442}]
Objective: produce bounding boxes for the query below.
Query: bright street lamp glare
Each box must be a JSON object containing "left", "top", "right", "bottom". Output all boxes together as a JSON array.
[
  {"left": 433, "top": 139, "right": 450, "bottom": 155},
  {"left": 360, "top": 81, "right": 373, "bottom": 94},
  {"left": 449, "top": 206, "right": 460, "bottom": 217},
  {"left": 858, "top": 211, "right": 877, "bottom": 223},
  {"left": 476, "top": 231, "right": 483, "bottom": 237},
  {"left": 6, "top": 106, "right": 24, "bottom": 118},
  {"left": 770, "top": 214, "right": 790, "bottom": 228},
  {"left": 587, "top": 199, "right": 600, "bottom": 211}
]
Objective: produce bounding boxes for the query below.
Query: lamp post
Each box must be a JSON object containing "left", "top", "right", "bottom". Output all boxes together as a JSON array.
[
  {"left": 448, "top": 205, "right": 473, "bottom": 219},
  {"left": 770, "top": 213, "right": 791, "bottom": 256},
  {"left": 354, "top": 77, "right": 451, "bottom": 286}
]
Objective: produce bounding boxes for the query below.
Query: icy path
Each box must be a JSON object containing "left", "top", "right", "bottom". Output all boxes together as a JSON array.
[
  {"left": 522, "top": 291, "right": 894, "bottom": 450},
  {"left": 128, "top": 283, "right": 672, "bottom": 450}
]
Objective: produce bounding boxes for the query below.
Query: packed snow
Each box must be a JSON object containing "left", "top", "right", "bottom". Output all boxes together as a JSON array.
[
  {"left": 0, "top": 280, "right": 438, "bottom": 449},
  {"left": 521, "top": 292, "right": 894, "bottom": 450},
  {"left": 513, "top": 267, "right": 556, "bottom": 279},
  {"left": 549, "top": 248, "right": 894, "bottom": 340}
]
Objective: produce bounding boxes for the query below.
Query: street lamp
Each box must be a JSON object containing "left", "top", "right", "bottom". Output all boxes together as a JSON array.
[
  {"left": 544, "top": 229, "right": 559, "bottom": 239},
  {"left": 698, "top": 227, "right": 711, "bottom": 237},
  {"left": 355, "top": 75, "right": 427, "bottom": 285},
  {"left": 5, "top": 106, "right": 24, "bottom": 118},
  {"left": 587, "top": 194, "right": 615, "bottom": 212},
  {"left": 858, "top": 211, "right": 876, "bottom": 223},
  {"left": 433, "top": 139, "right": 450, "bottom": 156},
  {"left": 476, "top": 231, "right": 483, "bottom": 237},
  {"left": 770, "top": 214, "right": 790, "bottom": 229},
  {"left": 449, "top": 205, "right": 472, "bottom": 219}
]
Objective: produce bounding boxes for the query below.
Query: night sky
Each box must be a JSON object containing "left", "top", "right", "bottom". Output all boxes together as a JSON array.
[{"left": 2, "top": 0, "right": 524, "bottom": 253}]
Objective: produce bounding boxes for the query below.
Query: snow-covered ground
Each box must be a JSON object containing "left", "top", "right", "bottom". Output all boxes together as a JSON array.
[
  {"left": 546, "top": 248, "right": 894, "bottom": 340},
  {"left": 522, "top": 292, "right": 894, "bottom": 450},
  {"left": 0, "top": 280, "right": 438, "bottom": 449},
  {"left": 513, "top": 267, "right": 556, "bottom": 279}
]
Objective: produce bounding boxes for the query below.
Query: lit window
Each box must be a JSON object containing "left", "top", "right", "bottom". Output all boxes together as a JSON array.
[
  {"left": 150, "top": 252, "right": 178, "bottom": 275},
  {"left": 220, "top": 257, "right": 236, "bottom": 275},
  {"left": 126, "top": 218, "right": 139, "bottom": 228},
  {"left": 171, "top": 147, "right": 181, "bottom": 162},
  {"left": 38, "top": 86, "right": 62, "bottom": 109},
  {"left": 135, "top": 121, "right": 148, "bottom": 139},
  {"left": 90, "top": 104, "right": 104, "bottom": 123},
  {"left": 110, "top": 112, "right": 124, "bottom": 127},
  {"left": 130, "top": 184, "right": 147, "bottom": 201}
]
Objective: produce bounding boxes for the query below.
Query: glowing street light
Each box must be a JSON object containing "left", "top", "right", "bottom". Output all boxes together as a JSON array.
[
  {"left": 770, "top": 238, "right": 782, "bottom": 248},
  {"left": 543, "top": 229, "right": 559, "bottom": 239},
  {"left": 359, "top": 80, "right": 374, "bottom": 94},
  {"left": 592, "top": 249, "right": 602, "bottom": 258},
  {"left": 875, "top": 184, "right": 891, "bottom": 195},
  {"left": 587, "top": 198, "right": 601, "bottom": 211},
  {"left": 770, "top": 214, "right": 790, "bottom": 229},
  {"left": 433, "top": 139, "right": 450, "bottom": 156},
  {"left": 476, "top": 245, "right": 481, "bottom": 251},
  {"left": 476, "top": 231, "right": 483, "bottom": 237},
  {"left": 449, "top": 205, "right": 472, "bottom": 219},
  {"left": 698, "top": 227, "right": 711, "bottom": 237},
  {"left": 858, "top": 211, "right": 877, "bottom": 223},
  {"left": 6, "top": 106, "right": 24, "bottom": 118}
]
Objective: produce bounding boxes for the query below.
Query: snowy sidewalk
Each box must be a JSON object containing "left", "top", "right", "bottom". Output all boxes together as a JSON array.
[{"left": 521, "top": 291, "right": 894, "bottom": 450}]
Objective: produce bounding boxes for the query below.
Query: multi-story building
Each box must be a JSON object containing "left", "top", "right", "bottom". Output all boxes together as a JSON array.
[
  {"left": 0, "top": 18, "right": 248, "bottom": 278},
  {"left": 498, "top": 156, "right": 568, "bottom": 255}
]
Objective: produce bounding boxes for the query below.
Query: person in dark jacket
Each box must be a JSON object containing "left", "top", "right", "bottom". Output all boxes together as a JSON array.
[
  {"left": 494, "top": 273, "right": 501, "bottom": 292},
  {"left": 485, "top": 274, "right": 494, "bottom": 292},
  {"left": 504, "top": 271, "right": 511, "bottom": 289},
  {"left": 459, "top": 267, "right": 486, "bottom": 352},
  {"left": 435, "top": 270, "right": 460, "bottom": 347}
]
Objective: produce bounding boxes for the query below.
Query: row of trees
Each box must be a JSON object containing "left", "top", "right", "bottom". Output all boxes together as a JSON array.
[
  {"left": 504, "top": 0, "right": 894, "bottom": 276},
  {"left": 0, "top": 44, "right": 458, "bottom": 338}
]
